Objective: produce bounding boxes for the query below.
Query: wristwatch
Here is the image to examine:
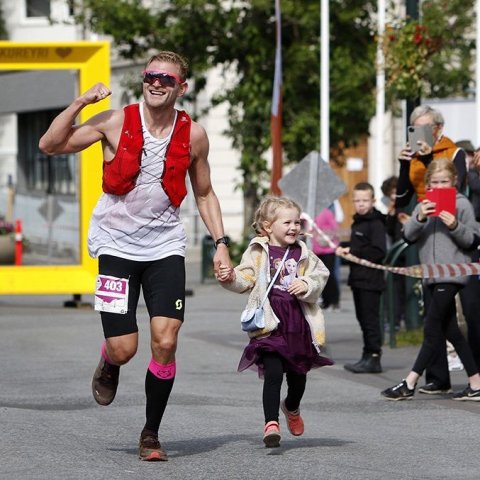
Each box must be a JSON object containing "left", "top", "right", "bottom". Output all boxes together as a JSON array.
[{"left": 215, "top": 236, "right": 230, "bottom": 248}]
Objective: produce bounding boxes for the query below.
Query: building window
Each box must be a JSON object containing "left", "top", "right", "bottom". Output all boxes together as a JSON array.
[
  {"left": 26, "top": 0, "right": 50, "bottom": 18},
  {"left": 17, "top": 110, "right": 78, "bottom": 196},
  {"left": 67, "top": 0, "right": 75, "bottom": 17}
]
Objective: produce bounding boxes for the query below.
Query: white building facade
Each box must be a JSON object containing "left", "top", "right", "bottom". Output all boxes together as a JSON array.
[{"left": 0, "top": 0, "right": 243, "bottom": 266}]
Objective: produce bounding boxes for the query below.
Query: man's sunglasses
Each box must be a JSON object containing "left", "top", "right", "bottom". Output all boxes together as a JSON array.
[{"left": 142, "top": 70, "right": 184, "bottom": 88}]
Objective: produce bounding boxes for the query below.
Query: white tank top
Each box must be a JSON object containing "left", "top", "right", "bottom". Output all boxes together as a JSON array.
[{"left": 87, "top": 102, "right": 187, "bottom": 261}]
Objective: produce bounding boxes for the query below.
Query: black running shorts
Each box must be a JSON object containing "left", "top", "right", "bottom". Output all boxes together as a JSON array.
[{"left": 98, "top": 254, "right": 186, "bottom": 338}]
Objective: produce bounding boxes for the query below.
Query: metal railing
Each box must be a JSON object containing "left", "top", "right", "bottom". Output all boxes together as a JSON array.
[{"left": 382, "top": 239, "right": 423, "bottom": 348}]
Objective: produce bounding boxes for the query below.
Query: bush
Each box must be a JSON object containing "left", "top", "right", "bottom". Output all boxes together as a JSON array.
[
  {"left": 395, "top": 327, "right": 424, "bottom": 347},
  {"left": 0, "top": 219, "right": 14, "bottom": 235}
]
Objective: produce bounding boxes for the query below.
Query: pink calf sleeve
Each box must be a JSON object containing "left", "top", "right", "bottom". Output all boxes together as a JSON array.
[
  {"left": 101, "top": 340, "right": 118, "bottom": 365},
  {"left": 148, "top": 358, "right": 176, "bottom": 380}
]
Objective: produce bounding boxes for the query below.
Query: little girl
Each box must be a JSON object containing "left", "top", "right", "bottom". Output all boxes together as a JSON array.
[
  {"left": 218, "top": 196, "right": 333, "bottom": 447},
  {"left": 382, "top": 158, "right": 480, "bottom": 401}
]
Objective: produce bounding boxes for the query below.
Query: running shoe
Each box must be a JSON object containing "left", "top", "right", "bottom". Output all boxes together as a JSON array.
[
  {"left": 263, "top": 421, "right": 281, "bottom": 448},
  {"left": 139, "top": 430, "right": 168, "bottom": 461},
  {"left": 91, "top": 357, "right": 120, "bottom": 406},
  {"left": 381, "top": 380, "right": 415, "bottom": 401},
  {"left": 452, "top": 385, "right": 480, "bottom": 401},
  {"left": 280, "top": 399, "right": 304, "bottom": 436},
  {"left": 418, "top": 382, "right": 452, "bottom": 395}
]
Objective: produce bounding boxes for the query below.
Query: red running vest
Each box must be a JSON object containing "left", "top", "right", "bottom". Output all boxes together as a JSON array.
[{"left": 102, "top": 103, "right": 191, "bottom": 208}]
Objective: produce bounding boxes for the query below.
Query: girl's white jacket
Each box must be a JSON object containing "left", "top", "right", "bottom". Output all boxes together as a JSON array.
[{"left": 221, "top": 236, "right": 330, "bottom": 352}]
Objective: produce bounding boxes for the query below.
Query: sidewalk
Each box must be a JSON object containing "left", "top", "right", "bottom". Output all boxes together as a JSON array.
[{"left": 0, "top": 253, "right": 479, "bottom": 480}]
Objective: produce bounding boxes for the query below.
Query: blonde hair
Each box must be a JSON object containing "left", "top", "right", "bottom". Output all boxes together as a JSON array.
[
  {"left": 146, "top": 51, "right": 189, "bottom": 81},
  {"left": 252, "top": 196, "right": 302, "bottom": 235},
  {"left": 425, "top": 157, "right": 457, "bottom": 186}
]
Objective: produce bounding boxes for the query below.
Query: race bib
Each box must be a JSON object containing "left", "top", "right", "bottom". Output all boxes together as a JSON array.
[{"left": 94, "top": 274, "right": 129, "bottom": 314}]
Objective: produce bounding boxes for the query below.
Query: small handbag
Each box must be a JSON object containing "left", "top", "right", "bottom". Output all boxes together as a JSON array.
[{"left": 240, "top": 247, "right": 290, "bottom": 332}]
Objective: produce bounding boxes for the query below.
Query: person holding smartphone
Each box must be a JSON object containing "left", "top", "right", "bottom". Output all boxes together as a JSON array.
[
  {"left": 394, "top": 105, "right": 469, "bottom": 396},
  {"left": 382, "top": 158, "right": 480, "bottom": 401},
  {"left": 395, "top": 105, "right": 467, "bottom": 208}
]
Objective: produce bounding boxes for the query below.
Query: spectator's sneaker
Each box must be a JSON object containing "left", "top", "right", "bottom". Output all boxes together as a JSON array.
[
  {"left": 418, "top": 382, "right": 452, "bottom": 395},
  {"left": 91, "top": 357, "right": 120, "bottom": 406},
  {"left": 381, "top": 380, "right": 415, "bottom": 401},
  {"left": 280, "top": 400, "right": 304, "bottom": 436},
  {"left": 447, "top": 353, "right": 464, "bottom": 372},
  {"left": 263, "top": 421, "right": 281, "bottom": 448},
  {"left": 139, "top": 430, "right": 168, "bottom": 461},
  {"left": 453, "top": 385, "right": 480, "bottom": 401}
]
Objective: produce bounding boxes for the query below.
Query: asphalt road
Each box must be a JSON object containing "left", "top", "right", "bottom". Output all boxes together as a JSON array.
[{"left": 1, "top": 263, "right": 479, "bottom": 479}]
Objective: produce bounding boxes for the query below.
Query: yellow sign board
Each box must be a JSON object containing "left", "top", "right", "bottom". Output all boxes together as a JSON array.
[{"left": 0, "top": 41, "right": 110, "bottom": 294}]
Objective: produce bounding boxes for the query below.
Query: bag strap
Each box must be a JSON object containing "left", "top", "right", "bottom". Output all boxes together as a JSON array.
[{"left": 259, "top": 246, "right": 290, "bottom": 308}]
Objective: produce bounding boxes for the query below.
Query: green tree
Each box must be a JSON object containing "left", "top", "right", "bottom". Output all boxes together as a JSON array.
[
  {"left": 328, "top": 3, "right": 377, "bottom": 159},
  {"left": 212, "top": 1, "right": 378, "bottom": 224},
  {"left": 0, "top": 2, "right": 8, "bottom": 40},
  {"left": 76, "top": 0, "right": 379, "bottom": 231},
  {"left": 382, "top": 0, "right": 475, "bottom": 103}
]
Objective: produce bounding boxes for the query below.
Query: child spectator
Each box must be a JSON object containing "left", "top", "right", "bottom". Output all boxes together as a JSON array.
[
  {"left": 381, "top": 158, "right": 480, "bottom": 401},
  {"left": 336, "top": 182, "right": 386, "bottom": 373},
  {"left": 312, "top": 207, "right": 340, "bottom": 311}
]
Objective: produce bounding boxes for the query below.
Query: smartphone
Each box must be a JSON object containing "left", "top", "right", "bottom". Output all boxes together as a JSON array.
[
  {"left": 408, "top": 125, "right": 434, "bottom": 153},
  {"left": 425, "top": 187, "right": 456, "bottom": 216}
]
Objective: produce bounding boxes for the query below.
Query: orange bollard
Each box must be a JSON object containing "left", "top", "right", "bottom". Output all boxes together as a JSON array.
[{"left": 15, "top": 219, "right": 23, "bottom": 266}]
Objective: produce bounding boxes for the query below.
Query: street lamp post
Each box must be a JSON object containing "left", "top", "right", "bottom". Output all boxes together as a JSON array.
[
  {"left": 405, "top": 0, "right": 420, "bottom": 126},
  {"left": 403, "top": 0, "right": 421, "bottom": 331}
]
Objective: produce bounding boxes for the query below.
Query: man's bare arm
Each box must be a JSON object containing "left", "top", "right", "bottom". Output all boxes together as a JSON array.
[
  {"left": 189, "top": 122, "right": 232, "bottom": 272},
  {"left": 39, "top": 83, "right": 112, "bottom": 155}
]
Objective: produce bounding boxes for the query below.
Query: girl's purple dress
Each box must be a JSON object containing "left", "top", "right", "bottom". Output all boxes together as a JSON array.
[{"left": 238, "top": 244, "right": 334, "bottom": 377}]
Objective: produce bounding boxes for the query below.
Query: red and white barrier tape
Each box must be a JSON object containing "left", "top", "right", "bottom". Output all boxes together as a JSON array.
[{"left": 301, "top": 212, "right": 480, "bottom": 280}]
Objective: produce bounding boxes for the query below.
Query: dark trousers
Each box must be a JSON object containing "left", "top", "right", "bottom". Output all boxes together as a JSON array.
[
  {"left": 460, "top": 275, "right": 480, "bottom": 369},
  {"left": 318, "top": 253, "right": 340, "bottom": 308},
  {"left": 416, "top": 284, "right": 478, "bottom": 379},
  {"left": 351, "top": 288, "right": 382, "bottom": 355},
  {"left": 262, "top": 352, "right": 306, "bottom": 423},
  {"left": 426, "top": 264, "right": 480, "bottom": 387}
]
